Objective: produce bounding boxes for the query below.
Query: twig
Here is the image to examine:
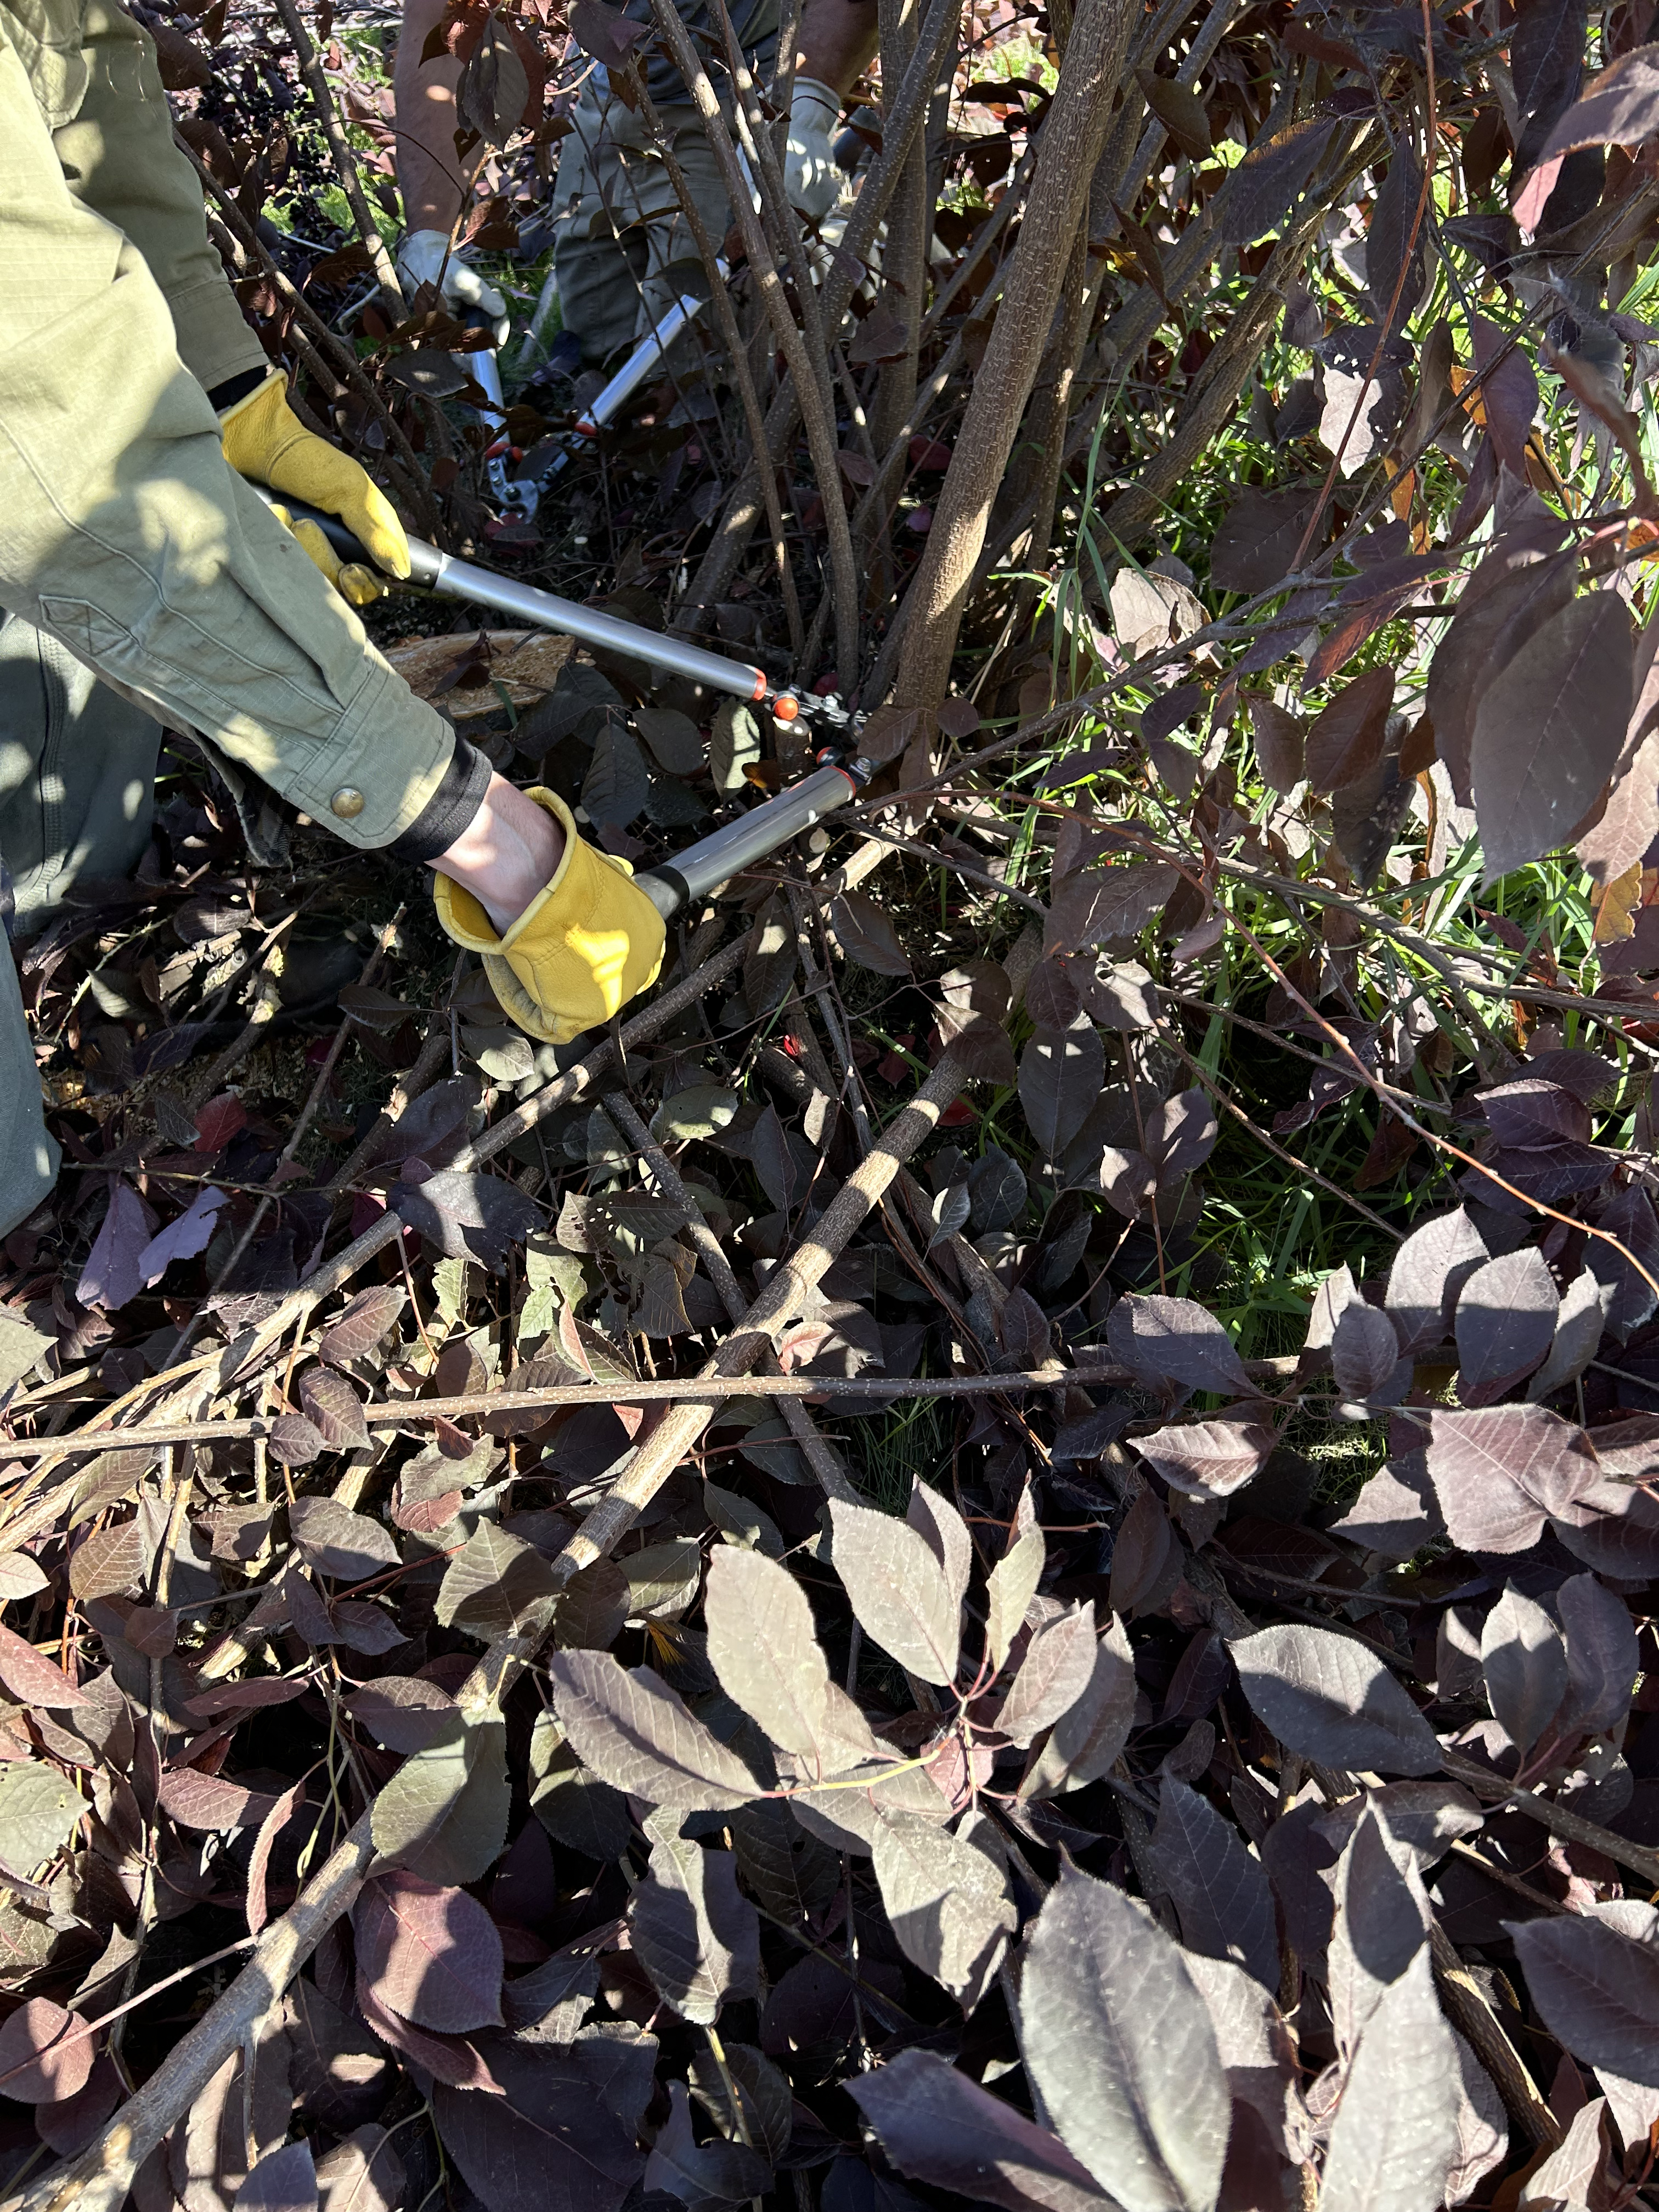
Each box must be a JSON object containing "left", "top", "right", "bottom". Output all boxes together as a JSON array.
[
  {"left": 644, "top": 2, "right": 861, "bottom": 685},
  {"left": 1289, "top": 0, "right": 1436, "bottom": 573},
  {"left": 533, "top": 928, "right": 1042, "bottom": 1600},
  {"left": 675, "top": 0, "right": 962, "bottom": 628},
  {"left": 1103, "top": 822, "right": 1659, "bottom": 1302},
  {"left": 267, "top": 0, "right": 408, "bottom": 315},
  {"left": 1155, "top": 1023, "right": 1404, "bottom": 1240},
  {"left": 889, "top": 0, "right": 1138, "bottom": 708},
  {"left": 169, "top": 911, "right": 407, "bottom": 1369},
  {"left": 635, "top": 82, "right": 805, "bottom": 655},
  {"left": 5, "top": 927, "right": 1044, "bottom": 2212},
  {"left": 196, "top": 916, "right": 300, "bottom": 1095},
  {"left": 1438, "top": 1748, "right": 1659, "bottom": 1892},
  {"left": 0, "top": 1357, "right": 1282, "bottom": 1458},
  {"left": 178, "top": 136, "right": 439, "bottom": 540},
  {"left": 325, "top": 960, "right": 462, "bottom": 1192},
  {"left": 601, "top": 1087, "right": 857, "bottom": 1499},
  {"left": 179, "top": 928, "right": 755, "bottom": 1394},
  {"left": 11, "top": 1804, "right": 376, "bottom": 2212},
  {"left": 1427, "top": 1921, "right": 1562, "bottom": 2151}
]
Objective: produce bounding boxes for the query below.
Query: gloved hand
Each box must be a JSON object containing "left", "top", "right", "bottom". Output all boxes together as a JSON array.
[
  {"left": 220, "top": 374, "right": 411, "bottom": 584},
  {"left": 433, "top": 788, "right": 665, "bottom": 1044},
  {"left": 783, "top": 78, "right": 843, "bottom": 223},
  {"left": 262, "top": 504, "right": 387, "bottom": 607},
  {"left": 397, "top": 228, "right": 511, "bottom": 347}
]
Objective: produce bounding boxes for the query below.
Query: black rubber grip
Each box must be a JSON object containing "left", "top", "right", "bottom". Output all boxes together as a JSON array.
[
  {"left": 632, "top": 865, "right": 691, "bottom": 922},
  {"left": 247, "top": 483, "right": 442, "bottom": 586}
]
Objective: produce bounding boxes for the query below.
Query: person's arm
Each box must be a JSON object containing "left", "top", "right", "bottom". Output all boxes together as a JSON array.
[
  {"left": 0, "top": 22, "right": 462, "bottom": 859},
  {"left": 794, "top": 0, "right": 879, "bottom": 93},
  {"left": 393, "top": 0, "right": 471, "bottom": 237},
  {"left": 432, "top": 774, "right": 562, "bottom": 931},
  {"left": 781, "top": 0, "right": 879, "bottom": 218},
  {"left": 52, "top": 0, "right": 270, "bottom": 394},
  {"left": 390, "top": 0, "right": 507, "bottom": 335},
  {"left": 4, "top": 15, "right": 647, "bottom": 1023}
]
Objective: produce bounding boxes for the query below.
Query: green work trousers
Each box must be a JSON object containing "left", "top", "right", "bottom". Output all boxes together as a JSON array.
[
  {"left": 550, "top": 75, "right": 732, "bottom": 367},
  {"left": 0, "top": 613, "right": 163, "bottom": 1235}
]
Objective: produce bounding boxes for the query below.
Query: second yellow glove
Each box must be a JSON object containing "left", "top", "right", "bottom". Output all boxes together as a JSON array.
[
  {"left": 220, "top": 373, "right": 411, "bottom": 582},
  {"left": 433, "top": 789, "right": 667, "bottom": 1045}
]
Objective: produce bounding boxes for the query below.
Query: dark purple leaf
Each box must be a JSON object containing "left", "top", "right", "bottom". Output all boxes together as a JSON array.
[
  {"left": 1385, "top": 1207, "right": 1488, "bottom": 1353},
  {"left": 644, "top": 2078, "right": 771, "bottom": 2207},
  {"left": 1426, "top": 1404, "right": 1602, "bottom": 1551},
  {"left": 1557, "top": 1572, "right": 1638, "bottom": 1736},
  {"left": 1017, "top": 1871, "right": 1230, "bottom": 2209},
  {"left": 1152, "top": 1779, "right": 1279, "bottom": 1990},
  {"left": 1471, "top": 590, "right": 1633, "bottom": 880},
  {"left": 1134, "top": 1417, "right": 1275, "bottom": 1498},
  {"left": 1523, "top": 40, "right": 1659, "bottom": 176},
  {"left": 289, "top": 1498, "right": 399, "bottom": 1582},
  {"left": 137, "top": 1187, "right": 228, "bottom": 1287},
  {"left": 629, "top": 1836, "right": 759, "bottom": 2026},
  {"left": 353, "top": 1871, "right": 505, "bottom": 2034},
  {"left": 76, "top": 1182, "right": 153, "bottom": 1314},
  {"left": 33, "top": 2051, "right": 122, "bottom": 2155},
  {"left": 997, "top": 1606, "right": 1098, "bottom": 1747},
  {"left": 1477, "top": 1079, "right": 1590, "bottom": 1150},
  {"left": 1304, "top": 668, "right": 1394, "bottom": 794},
  {"left": 236, "top": 2143, "right": 318, "bottom": 2212},
  {"left": 1330, "top": 1301, "right": 1408, "bottom": 1404},
  {"left": 1454, "top": 1247, "right": 1558, "bottom": 1404},
  {"left": 849, "top": 2049, "right": 1113, "bottom": 2212},
  {"left": 1245, "top": 695, "right": 1305, "bottom": 791},
  {"left": 1231, "top": 1623, "right": 1440, "bottom": 1774},
  {"left": 1588, "top": 1182, "right": 1659, "bottom": 1342},
  {"left": 1218, "top": 124, "right": 1335, "bottom": 249},
  {"left": 0, "top": 1999, "right": 94, "bottom": 2103},
  {"left": 393, "top": 1171, "right": 541, "bottom": 1267},
  {"left": 432, "top": 2032, "right": 649, "bottom": 2212},
  {"left": 1510, "top": 0, "right": 1589, "bottom": 171},
  {"left": 298, "top": 1368, "right": 370, "bottom": 1451},
  {"left": 1108, "top": 1293, "right": 1254, "bottom": 1396},
  {"left": 1508, "top": 1912, "right": 1659, "bottom": 2086},
  {"left": 1480, "top": 1584, "right": 1568, "bottom": 1753},
  {"left": 1147, "top": 1090, "right": 1218, "bottom": 1181},
  {"left": 1043, "top": 865, "right": 1177, "bottom": 956},
  {"left": 547, "top": 1651, "right": 763, "bottom": 1810}
]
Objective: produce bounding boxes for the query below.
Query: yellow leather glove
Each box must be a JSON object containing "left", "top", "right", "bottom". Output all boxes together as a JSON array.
[
  {"left": 219, "top": 374, "right": 411, "bottom": 585},
  {"left": 432, "top": 789, "right": 666, "bottom": 1045},
  {"left": 261, "top": 502, "right": 387, "bottom": 608}
]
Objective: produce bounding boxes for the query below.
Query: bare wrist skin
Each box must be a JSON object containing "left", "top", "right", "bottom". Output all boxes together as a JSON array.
[{"left": 430, "top": 772, "right": 563, "bottom": 934}]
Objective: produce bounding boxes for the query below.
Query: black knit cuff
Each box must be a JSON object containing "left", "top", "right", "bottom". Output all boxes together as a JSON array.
[
  {"left": 390, "top": 737, "right": 494, "bottom": 862},
  {"left": 207, "top": 366, "right": 274, "bottom": 414}
]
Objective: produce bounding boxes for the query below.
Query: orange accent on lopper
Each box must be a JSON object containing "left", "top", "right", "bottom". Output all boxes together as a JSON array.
[{"left": 772, "top": 693, "right": 800, "bottom": 721}]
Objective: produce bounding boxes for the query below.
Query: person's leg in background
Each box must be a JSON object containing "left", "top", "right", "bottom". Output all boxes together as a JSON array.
[
  {"left": 632, "top": 105, "right": 731, "bottom": 353},
  {"left": 550, "top": 71, "right": 657, "bottom": 368},
  {"left": 392, "top": 0, "right": 472, "bottom": 240},
  {"left": 0, "top": 618, "right": 163, "bottom": 1236}
]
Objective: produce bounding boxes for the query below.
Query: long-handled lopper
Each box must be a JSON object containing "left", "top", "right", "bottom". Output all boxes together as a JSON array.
[
  {"left": 256, "top": 489, "right": 871, "bottom": 922},
  {"left": 463, "top": 278, "right": 729, "bottom": 521}
]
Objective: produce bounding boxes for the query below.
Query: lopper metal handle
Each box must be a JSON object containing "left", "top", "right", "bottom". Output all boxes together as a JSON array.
[
  {"left": 246, "top": 488, "right": 868, "bottom": 913},
  {"left": 632, "top": 761, "right": 865, "bottom": 921},
  {"left": 249, "top": 485, "right": 800, "bottom": 716}
]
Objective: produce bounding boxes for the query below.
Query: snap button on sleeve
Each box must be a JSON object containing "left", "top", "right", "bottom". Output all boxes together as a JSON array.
[{"left": 330, "top": 787, "right": 366, "bottom": 819}]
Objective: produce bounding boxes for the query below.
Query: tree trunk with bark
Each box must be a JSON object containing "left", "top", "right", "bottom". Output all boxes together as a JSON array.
[{"left": 886, "top": 0, "right": 1139, "bottom": 710}]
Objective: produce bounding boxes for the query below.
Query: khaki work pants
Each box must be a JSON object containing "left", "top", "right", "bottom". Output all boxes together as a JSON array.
[{"left": 550, "top": 74, "right": 732, "bottom": 367}]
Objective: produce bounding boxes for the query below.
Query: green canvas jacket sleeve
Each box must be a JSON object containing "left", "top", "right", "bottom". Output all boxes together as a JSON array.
[
  {"left": 0, "top": 0, "right": 461, "bottom": 852},
  {"left": 54, "top": 0, "right": 270, "bottom": 393}
]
